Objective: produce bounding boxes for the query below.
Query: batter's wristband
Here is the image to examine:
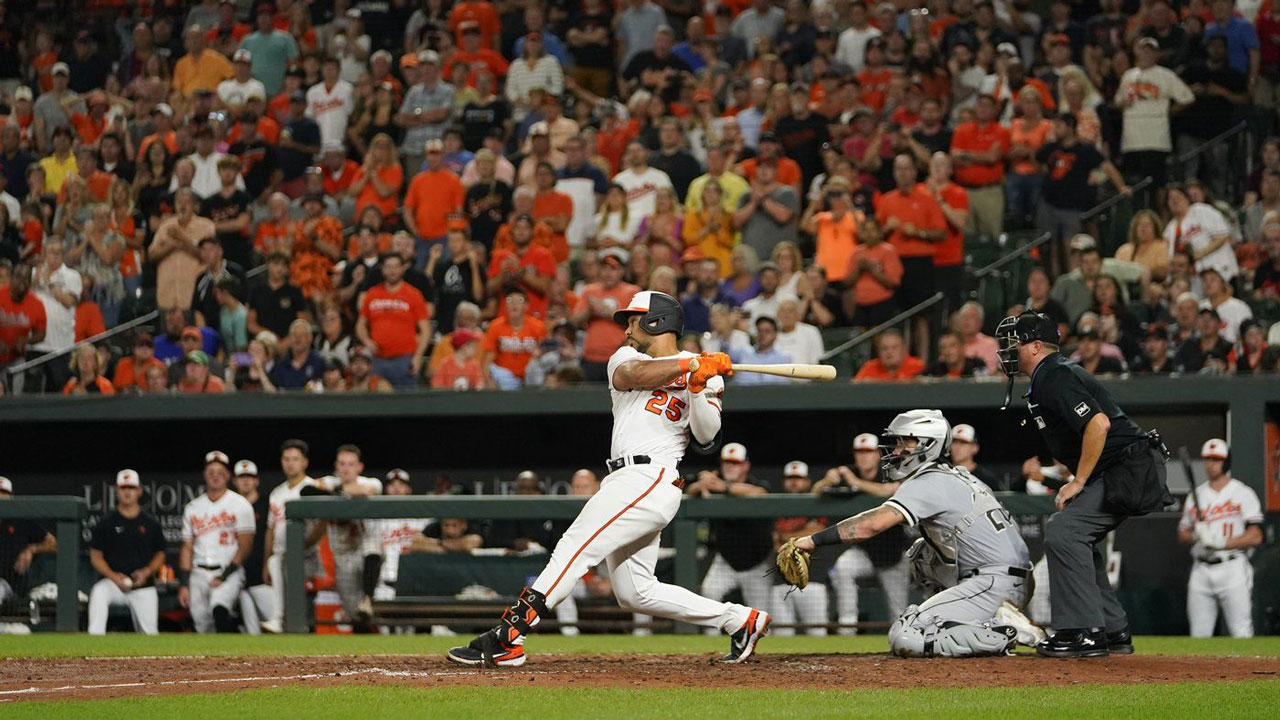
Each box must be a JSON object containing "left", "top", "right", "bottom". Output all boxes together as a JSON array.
[
  {"left": 219, "top": 562, "right": 241, "bottom": 581},
  {"left": 178, "top": 569, "right": 190, "bottom": 585},
  {"left": 678, "top": 358, "right": 692, "bottom": 372},
  {"left": 811, "top": 526, "right": 843, "bottom": 547}
]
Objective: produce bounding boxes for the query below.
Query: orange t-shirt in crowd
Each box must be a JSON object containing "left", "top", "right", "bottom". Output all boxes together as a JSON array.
[
  {"left": 854, "top": 355, "right": 925, "bottom": 381},
  {"left": 322, "top": 159, "right": 359, "bottom": 197},
  {"left": 487, "top": 244, "right": 557, "bottom": 319},
  {"left": 932, "top": 182, "right": 969, "bottom": 267},
  {"left": 813, "top": 210, "right": 863, "bottom": 282},
  {"left": 63, "top": 376, "right": 115, "bottom": 395},
  {"left": 254, "top": 219, "right": 293, "bottom": 254},
  {"left": 138, "top": 131, "right": 179, "bottom": 161},
  {"left": 0, "top": 290, "right": 46, "bottom": 364},
  {"left": 404, "top": 169, "right": 464, "bottom": 239},
  {"left": 1008, "top": 118, "right": 1052, "bottom": 176},
  {"left": 483, "top": 314, "right": 546, "bottom": 380},
  {"left": 59, "top": 170, "right": 113, "bottom": 203},
  {"left": 113, "top": 213, "right": 141, "bottom": 277},
  {"left": 431, "top": 357, "right": 485, "bottom": 390},
  {"left": 70, "top": 113, "right": 107, "bottom": 145},
  {"left": 449, "top": 1, "right": 501, "bottom": 48},
  {"left": 177, "top": 374, "right": 227, "bottom": 393},
  {"left": 950, "top": 121, "right": 1011, "bottom": 187},
  {"left": 848, "top": 242, "right": 903, "bottom": 306},
  {"left": 75, "top": 302, "right": 106, "bottom": 341},
  {"left": 874, "top": 184, "right": 945, "bottom": 259},
  {"left": 32, "top": 52, "right": 57, "bottom": 93},
  {"left": 360, "top": 282, "right": 431, "bottom": 358},
  {"left": 738, "top": 157, "right": 803, "bottom": 188},
  {"left": 858, "top": 67, "right": 895, "bottom": 111},
  {"left": 597, "top": 124, "right": 637, "bottom": 175},
  {"left": 353, "top": 164, "right": 404, "bottom": 220},
  {"left": 112, "top": 356, "right": 166, "bottom": 392},
  {"left": 345, "top": 232, "right": 394, "bottom": 259},
  {"left": 228, "top": 116, "right": 281, "bottom": 144},
  {"left": 574, "top": 281, "right": 642, "bottom": 364},
  {"left": 531, "top": 190, "right": 574, "bottom": 263}
]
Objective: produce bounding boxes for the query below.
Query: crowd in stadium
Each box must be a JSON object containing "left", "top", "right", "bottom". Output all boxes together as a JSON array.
[{"left": 0, "top": 0, "right": 1279, "bottom": 395}]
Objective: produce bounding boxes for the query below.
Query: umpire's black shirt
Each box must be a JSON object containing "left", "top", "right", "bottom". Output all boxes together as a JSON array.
[
  {"left": 90, "top": 510, "right": 166, "bottom": 582},
  {"left": 1026, "top": 353, "right": 1146, "bottom": 473}
]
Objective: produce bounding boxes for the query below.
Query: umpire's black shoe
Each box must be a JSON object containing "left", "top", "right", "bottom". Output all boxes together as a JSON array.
[
  {"left": 446, "top": 628, "right": 526, "bottom": 667},
  {"left": 1036, "top": 628, "right": 1109, "bottom": 658},
  {"left": 1106, "top": 627, "right": 1134, "bottom": 655}
]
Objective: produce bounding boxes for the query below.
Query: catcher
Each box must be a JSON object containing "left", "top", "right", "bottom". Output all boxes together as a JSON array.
[{"left": 777, "top": 409, "right": 1045, "bottom": 657}]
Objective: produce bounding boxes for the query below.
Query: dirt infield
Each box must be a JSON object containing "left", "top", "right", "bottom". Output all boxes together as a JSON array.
[{"left": 2, "top": 653, "right": 1277, "bottom": 703}]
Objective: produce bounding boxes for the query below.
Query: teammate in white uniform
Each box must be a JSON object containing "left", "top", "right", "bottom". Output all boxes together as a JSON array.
[
  {"left": 261, "top": 439, "right": 319, "bottom": 634},
  {"left": 1177, "top": 439, "right": 1264, "bottom": 638},
  {"left": 449, "top": 291, "right": 768, "bottom": 667},
  {"left": 317, "top": 444, "right": 384, "bottom": 626},
  {"left": 374, "top": 469, "right": 429, "bottom": 635},
  {"left": 178, "top": 451, "right": 256, "bottom": 634}
]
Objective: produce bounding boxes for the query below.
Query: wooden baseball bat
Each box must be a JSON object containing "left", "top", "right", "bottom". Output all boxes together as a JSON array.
[{"left": 687, "top": 358, "right": 838, "bottom": 381}]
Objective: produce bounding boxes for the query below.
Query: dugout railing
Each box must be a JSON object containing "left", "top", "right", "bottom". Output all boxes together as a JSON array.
[{"left": 0, "top": 496, "right": 87, "bottom": 631}]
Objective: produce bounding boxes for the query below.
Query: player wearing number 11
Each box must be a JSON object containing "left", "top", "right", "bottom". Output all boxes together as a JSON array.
[{"left": 449, "top": 291, "right": 769, "bottom": 667}]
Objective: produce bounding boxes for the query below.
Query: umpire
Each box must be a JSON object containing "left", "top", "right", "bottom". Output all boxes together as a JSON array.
[{"left": 996, "top": 312, "right": 1171, "bottom": 658}]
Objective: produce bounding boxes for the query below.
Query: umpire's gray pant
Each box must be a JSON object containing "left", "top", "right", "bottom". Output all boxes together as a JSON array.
[{"left": 1043, "top": 480, "right": 1128, "bottom": 632}]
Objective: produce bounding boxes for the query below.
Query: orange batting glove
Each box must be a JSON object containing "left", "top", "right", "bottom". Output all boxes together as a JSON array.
[{"left": 698, "top": 352, "right": 733, "bottom": 377}]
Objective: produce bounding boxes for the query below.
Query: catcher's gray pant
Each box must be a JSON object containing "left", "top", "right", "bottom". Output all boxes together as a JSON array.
[
  {"left": 238, "top": 584, "right": 276, "bottom": 635},
  {"left": 1043, "top": 480, "right": 1128, "bottom": 632},
  {"left": 189, "top": 567, "right": 245, "bottom": 634},
  {"left": 831, "top": 547, "right": 909, "bottom": 635},
  {"left": 87, "top": 579, "right": 158, "bottom": 635},
  {"left": 769, "top": 583, "right": 829, "bottom": 636},
  {"left": 888, "top": 572, "right": 1029, "bottom": 657}
]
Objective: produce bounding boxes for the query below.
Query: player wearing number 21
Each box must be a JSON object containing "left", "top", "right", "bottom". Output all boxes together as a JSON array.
[
  {"left": 449, "top": 291, "right": 770, "bottom": 667},
  {"left": 178, "top": 451, "right": 256, "bottom": 634},
  {"left": 1177, "top": 439, "right": 1263, "bottom": 638}
]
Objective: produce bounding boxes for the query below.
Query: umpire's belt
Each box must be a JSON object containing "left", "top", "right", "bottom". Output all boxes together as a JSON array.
[
  {"left": 1197, "top": 553, "right": 1245, "bottom": 565},
  {"left": 606, "top": 455, "right": 686, "bottom": 490},
  {"left": 960, "top": 565, "right": 1030, "bottom": 580},
  {"left": 196, "top": 564, "right": 225, "bottom": 571}
]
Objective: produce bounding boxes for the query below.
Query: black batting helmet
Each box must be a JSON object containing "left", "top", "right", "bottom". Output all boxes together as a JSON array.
[{"left": 613, "top": 291, "right": 684, "bottom": 336}]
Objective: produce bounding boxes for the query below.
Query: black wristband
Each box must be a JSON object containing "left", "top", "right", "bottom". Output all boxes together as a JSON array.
[
  {"left": 811, "top": 526, "right": 843, "bottom": 547},
  {"left": 219, "top": 562, "right": 241, "bottom": 581},
  {"left": 178, "top": 569, "right": 190, "bottom": 585}
]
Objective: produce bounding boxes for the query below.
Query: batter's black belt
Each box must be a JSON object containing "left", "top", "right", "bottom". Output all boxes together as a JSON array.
[
  {"left": 606, "top": 455, "right": 686, "bottom": 490},
  {"left": 960, "top": 565, "right": 1031, "bottom": 580},
  {"left": 1197, "top": 553, "right": 1245, "bottom": 565},
  {"left": 196, "top": 564, "right": 225, "bottom": 571}
]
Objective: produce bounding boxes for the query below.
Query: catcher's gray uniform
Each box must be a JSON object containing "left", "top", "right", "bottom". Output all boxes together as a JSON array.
[
  {"left": 321, "top": 476, "right": 383, "bottom": 617},
  {"left": 882, "top": 463, "right": 1031, "bottom": 657}
]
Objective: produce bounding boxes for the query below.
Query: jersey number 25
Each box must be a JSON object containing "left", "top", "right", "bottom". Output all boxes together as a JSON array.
[{"left": 645, "top": 390, "right": 687, "bottom": 421}]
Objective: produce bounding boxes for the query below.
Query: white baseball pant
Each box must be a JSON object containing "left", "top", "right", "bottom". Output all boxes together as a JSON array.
[
  {"left": 238, "top": 584, "right": 276, "bottom": 634},
  {"left": 769, "top": 583, "right": 830, "bottom": 636},
  {"left": 87, "top": 579, "right": 158, "bottom": 635},
  {"left": 189, "top": 566, "right": 245, "bottom": 633},
  {"left": 831, "top": 547, "right": 910, "bottom": 635},
  {"left": 1188, "top": 557, "right": 1254, "bottom": 638},
  {"left": 529, "top": 464, "right": 752, "bottom": 633}
]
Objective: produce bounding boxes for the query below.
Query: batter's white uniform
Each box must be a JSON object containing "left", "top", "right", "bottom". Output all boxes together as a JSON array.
[
  {"left": 182, "top": 490, "right": 255, "bottom": 633},
  {"left": 528, "top": 346, "right": 753, "bottom": 633},
  {"left": 319, "top": 475, "right": 384, "bottom": 616},
  {"left": 1179, "top": 478, "right": 1262, "bottom": 638},
  {"left": 265, "top": 476, "right": 317, "bottom": 627}
]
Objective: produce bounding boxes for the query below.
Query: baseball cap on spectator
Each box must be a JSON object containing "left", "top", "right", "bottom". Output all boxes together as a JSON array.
[
  {"left": 1076, "top": 318, "right": 1100, "bottom": 339},
  {"left": 1200, "top": 438, "right": 1229, "bottom": 460},
  {"left": 784, "top": 461, "right": 809, "bottom": 478},
  {"left": 135, "top": 332, "right": 154, "bottom": 347},
  {"left": 451, "top": 328, "right": 481, "bottom": 349},
  {"left": 853, "top": 433, "right": 878, "bottom": 451},
  {"left": 187, "top": 350, "right": 211, "bottom": 366},
  {"left": 865, "top": 36, "right": 886, "bottom": 50},
  {"left": 952, "top": 424, "right": 976, "bottom": 444},
  {"left": 600, "top": 247, "right": 630, "bottom": 268},
  {"left": 350, "top": 346, "right": 373, "bottom": 364},
  {"left": 346, "top": 8, "right": 362, "bottom": 19},
  {"left": 289, "top": 90, "right": 306, "bottom": 103},
  {"left": 1137, "top": 37, "right": 1159, "bottom": 50},
  {"left": 13, "top": 86, "right": 32, "bottom": 102},
  {"left": 400, "top": 52, "right": 419, "bottom": 68},
  {"left": 425, "top": 138, "right": 444, "bottom": 152},
  {"left": 0, "top": 476, "right": 10, "bottom": 494},
  {"left": 257, "top": 2, "right": 276, "bottom": 14},
  {"left": 528, "top": 121, "right": 550, "bottom": 137},
  {"left": 302, "top": 191, "right": 326, "bottom": 206},
  {"left": 386, "top": 468, "right": 410, "bottom": 485},
  {"left": 1199, "top": 307, "right": 1221, "bottom": 322},
  {"left": 759, "top": 130, "right": 780, "bottom": 144},
  {"left": 181, "top": 326, "right": 202, "bottom": 342},
  {"left": 322, "top": 140, "right": 345, "bottom": 154},
  {"left": 721, "top": 443, "right": 748, "bottom": 463},
  {"left": 459, "top": 20, "right": 480, "bottom": 33},
  {"left": 681, "top": 246, "right": 706, "bottom": 263},
  {"left": 418, "top": 49, "right": 440, "bottom": 65},
  {"left": 234, "top": 460, "right": 259, "bottom": 477},
  {"left": 693, "top": 88, "right": 713, "bottom": 102},
  {"left": 323, "top": 356, "right": 346, "bottom": 373},
  {"left": 233, "top": 49, "right": 252, "bottom": 63},
  {"left": 51, "top": 62, "right": 70, "bottom": 77},
  {"left": 995, "top": 42, "right": 1018, "bottom": 57},
  {"left": 1068, "top": 233, "right": 1098, "bottom": 252},
  {"left": 204, "top": 450, "right": 230, "bottom": 468},
  {"left": 1048, "top": 33, "right": 1071, "bottom": 47},
  {"left": 1145, "top": 322, "right": 1169, "bottom": 340},
  {"left": 790, "top": 81, "right": 810, "bottom": 95},
  {"left": 116, "top": 469, "right": 141, "bottom": 488},
  {"left": 371, "top": 49, "right": 392, "bottom": 64},
  {"left": 759, "top": 261, "right": 781, "bottom": 273},
  {"left": 153, "top": 103, "right": 174, "bottom": 118},
  {"left": 246, "top": 87, "right": 266, "bottom": 102}
]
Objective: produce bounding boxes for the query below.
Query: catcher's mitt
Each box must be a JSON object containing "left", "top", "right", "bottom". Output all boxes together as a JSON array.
[{"left": 776, "top": 538, "right": 811, "bottom": 589}]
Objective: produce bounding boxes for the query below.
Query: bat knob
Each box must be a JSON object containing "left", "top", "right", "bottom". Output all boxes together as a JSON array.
[{"left": 687, "top": 357, "right": 700, "bottom": 374}]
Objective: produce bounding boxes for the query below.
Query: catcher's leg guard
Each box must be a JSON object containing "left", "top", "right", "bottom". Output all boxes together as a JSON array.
[{"left": 888, "top": 606, "right": 1017, "bottom": 658}]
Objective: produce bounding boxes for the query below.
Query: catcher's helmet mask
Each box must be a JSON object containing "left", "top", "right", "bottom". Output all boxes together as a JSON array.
[{"left": 879, "top": 409, "right": 953, "bottom": 482}]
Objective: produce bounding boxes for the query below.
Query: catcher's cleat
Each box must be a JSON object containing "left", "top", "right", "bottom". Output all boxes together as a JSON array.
[
  {"left": 1105, "top": 626, "right": 1134, "bottom": 655},
  {"left": 1035, "top": 628, "right": 1109, "bottom": 658},
  {"left": 446, "top": 628, "right": 527, "bottom": 667},
  {"left": 995, "top": 601, "right": 1047, "bottom": 647},
  {"left": 721, "top": 609, "right": 770, "bottom": 664}
]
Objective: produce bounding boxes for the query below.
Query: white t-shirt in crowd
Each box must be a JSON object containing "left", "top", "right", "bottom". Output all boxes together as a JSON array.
[
  {"left": 1115, "top": 64, "right": 1194, "bottom": 153},
  {"left": 835, "top": 25, "right": 881, "bottom": 71},
  {"left": 306, "top": 79, "right": 355, "bottom": 147},
  {"left": 775, "top": 322, "right": 824, "bottom": 365},
  {"left": 217, "top": 77, "right": 266, "bottom": 108},
  {"left": 30, "top": 263, "right": 82, "bottom": 353},
  {"left": 1163, "top": 203, "right": 1239, "bottom": 281},
  {"left": 1203, "top": 296, "right": 1254, "bottom": 344},
  {"left": 612, "top": 166, "right": 673, "bottom": 220}
]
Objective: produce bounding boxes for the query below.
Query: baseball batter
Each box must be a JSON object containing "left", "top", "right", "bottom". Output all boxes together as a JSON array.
[
  {"left": 178, "top": 451, "right": 256, "bottom": 634},
  {"left": 1178, "top": 439, "right": 1263, "bottom": 638},
  {"left": 261, "top": 439, "right": 319, "bottom": 634},
  {"left": 317, "top": 444, "right": 384, "bottom": 626},
  {"left": 781, "top": 410, "right": 1043, "bottom": 657},
  {"left": 448, "top": 290, "right": 767, "bottom": 667}
]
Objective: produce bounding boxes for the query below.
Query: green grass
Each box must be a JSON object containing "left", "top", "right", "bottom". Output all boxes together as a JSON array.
[
  {"left": 3, "top": 633, "right": 1280, "bottom": 658},
  {"left": 5, "top": 682, "right": 1278, "bottom": 720}
]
